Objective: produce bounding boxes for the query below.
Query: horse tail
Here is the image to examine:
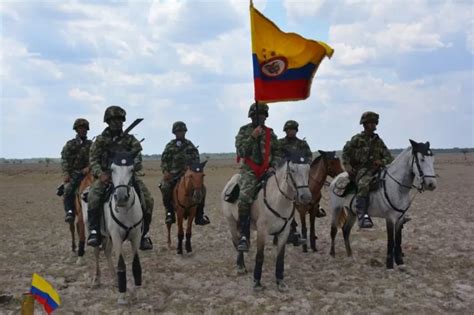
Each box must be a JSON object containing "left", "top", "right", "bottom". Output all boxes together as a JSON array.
[{"left": 337, "top": 207, "right": 348, "bottom": 229}]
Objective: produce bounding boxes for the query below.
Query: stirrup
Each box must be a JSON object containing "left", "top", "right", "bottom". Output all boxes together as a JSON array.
[
  {"left": 237, "top": 236, "right": 249, "bottom": 252},
  {"left": 140, "top": 236, "right": 153, "bottom": 251},
  {"left": 358, "top": 214, "right": 374, "bottom": 229},
  {"left": 165, "top": 212, "right": 175, "bottom": 224},
  {"left": 87, "top": 230, "right": 101, "bottom": 247},
  {"left": 65, "top": 210, "right": 74, "bottom": 224}
]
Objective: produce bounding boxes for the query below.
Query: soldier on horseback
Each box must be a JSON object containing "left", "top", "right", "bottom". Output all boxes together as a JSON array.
[
  {"left": 278, "top": 120, "right": 313, "bottom": 246},
  {"left": 61, "top": 118, "right": 92, "bottom": 224},
  {"left": 342, "top": 111, "right": 393, "bottom": 228},
  {"left": 235, "top": 103, "right": 281, "bottom": 252},
  {"left": 87, "top": 106, "right": 155, "bottom": 250},
  {"left": 160, "top": 121, "right": 210, "bottom": 226}
]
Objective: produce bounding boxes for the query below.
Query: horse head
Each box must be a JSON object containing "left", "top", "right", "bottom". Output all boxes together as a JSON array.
[
  {"left": 317, "top": 150, "right": 344, "bottom": 178},
  {"left": 184, "top": 160, "right": 207, "bottom": 204},
  {"left": 283, "top": 151, "right": 312, "bottom": 205},
  {"left": 409, "top": 139, "right": 437, "bottom": 191},
  {"left": 110, "top": 151, "right": 137, "bottom": 206}
]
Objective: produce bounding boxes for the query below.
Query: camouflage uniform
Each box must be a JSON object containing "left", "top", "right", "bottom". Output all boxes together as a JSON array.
[
  {"left": 342, "top": 111, "right": 393, "bottom": 228},
  {"left": 61, "top": 119, "right": 92, "bottom": 223},
  {"left": 87, "top": 106, "right": 154, "bottom": 249},
  {"left": 160, "top": 121, "right": 209, "bottom": 225},
  {"left": 278, "top": 120, "right": 312, "bottom": 163},
  {"left": 235, "top": 103, "right": 281, "bottom": 251}
]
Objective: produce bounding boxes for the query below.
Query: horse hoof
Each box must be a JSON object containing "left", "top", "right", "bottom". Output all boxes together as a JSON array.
[
  {"left": 236, "top": 266, "right": 247, "bottom": 275},
  {"left": 117, "top": 296, "right": 128, "bottom": 305},
  {"left": 253, "top": 281, "right": 265, "bottom": 292},
  {"left": 277, "top": 280, "right": 289, "bottom": 292}
]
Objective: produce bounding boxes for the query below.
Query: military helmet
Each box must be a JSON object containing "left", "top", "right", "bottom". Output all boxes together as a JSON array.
[
  {"left": 283, "top": 120, "right": 299, "bottom": 131},
  {"left": 360, "top": 111, "right": 379, "bottom": 125},
  {"left": 248, "top": 102, "right": 269, "bottom": 118},
  {"left": 103, "top": 105, "right": 126, "bottom": 123},
  {"left": 73, "top": 118, "right": 89, "bottom": 130},
  {"left": 172, "top": 121, "right": 187, "bottom": 133}
]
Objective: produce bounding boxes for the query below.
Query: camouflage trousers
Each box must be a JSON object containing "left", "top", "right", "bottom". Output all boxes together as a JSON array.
[
  {"left": 237, "top": 167, "right": 260, "bottom": 217},
  {"left": 63, "top": 173, "right": 84, "bottom": 213},
  {"left": 88, "top": 176, "right": 154, "bottom": 215},
  {"left": 355, "top": 168, "right": 376, "bottom": 197}
]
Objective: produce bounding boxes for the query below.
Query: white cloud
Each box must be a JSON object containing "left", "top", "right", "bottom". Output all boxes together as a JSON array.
[{"left": 69, "top": 88, "right": 105, "bottom": 103}]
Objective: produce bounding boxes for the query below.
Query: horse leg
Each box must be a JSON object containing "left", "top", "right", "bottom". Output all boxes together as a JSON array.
[
  {"left": 69, "top": 222, "right": 76, "bottom": 253},
  {"left": 300, "top": 208, "right": 308, "bottom": 253},
  {"left": 93, "top": 247, "right": 101, "bottom": 287},
  {"left": 236, "top": 251, "right": 247, "bottom": 274},
  {"left": 342, "top": 211, "right": 356, "bottom": 257},
  {"left": 330, "top": 222, "right": 338, "bottom": 257},
  {"left": 117, "top": 253, "right": 128, "bottom": 304},
  {"left": 275, "top": 236, "right": 288, "bottom": 292},
  {"left": 253, "top": 231, "right": 266, "bottom": 291},
  {"left": 184, "top": 211, "right": 195, "bottom": 254},
  {"left": 131, "top": 238, "right": 142, "bottom": 287},
  {"left": 104, "top": 237, "right": 115, "bottom": 278},
  {"left": 166, "top": 223, "right": 172, "bottom": 249},
  {"left": 177, "top": 210, "right": 184, "bottom": 255},
  {"left": 386, "top": 220, "right": 395, "bottom": 269},
  {"left": 309, "top": 207, "right": 317, "bottom": 252},
  {"left": 394, "top": 222, "right": 404, "bottom": 266}
]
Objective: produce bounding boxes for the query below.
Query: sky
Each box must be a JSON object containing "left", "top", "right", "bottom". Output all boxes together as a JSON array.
[{"left": 1, "top": 0, "right": 473, "bottom": 158}]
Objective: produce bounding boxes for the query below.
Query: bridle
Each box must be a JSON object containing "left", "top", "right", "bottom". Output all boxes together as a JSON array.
[
  {"left": 382, "top": 150, "right": 436, "bottom": 213},
  {"left": 264, "top": 161, "right": 309, "bottom": 235}
]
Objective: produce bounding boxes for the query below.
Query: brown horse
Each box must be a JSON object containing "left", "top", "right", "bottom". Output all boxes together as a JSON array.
[
  {"left": 167, "top": 161, "right": 207, "bottom": 254},
  {"left": 71, "top": 172, "right": 93, "bottom": 262},
  {"left": 296, "top": 150, "right": 344, "bottom": 252}
]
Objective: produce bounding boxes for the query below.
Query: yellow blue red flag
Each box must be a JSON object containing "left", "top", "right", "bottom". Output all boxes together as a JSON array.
[
  {"left": 250, "top": 3, "right": 334, "bottom": 102},
  {"left": 30, "top": 273, "right": 61, "bottom": 314}
]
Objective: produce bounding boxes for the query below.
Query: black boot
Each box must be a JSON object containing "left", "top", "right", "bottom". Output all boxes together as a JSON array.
[
  {"left": 195, "top": 202, "right": 210, "bottom": 225},
  {"left": 355, "top": 196, "right": 373, "bottom": 228},
  {"left": 237, "top": 215, "right": 250, "bottom": 252},
  {"left": 287, "top": 219, "right": 301, "bottom": 246},
  {"left": 163, "top": 196, "right": 176, "bottom": 224},
  {"left": 87, "top": 207, "right": 101, "bottom": 247},
  {"left": 140, "top": 212, "right": 153, "bottom": 250},
  {"left": 63, "top": 193, "right": 75, "bottom": 224}
]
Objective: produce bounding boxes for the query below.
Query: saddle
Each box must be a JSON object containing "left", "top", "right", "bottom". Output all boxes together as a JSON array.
[
  {"left": 224, "top": 175, "right": 269, "bottom": 204},
  {"left": 333, "top": 171, "right": 383, "bottom": 197}
]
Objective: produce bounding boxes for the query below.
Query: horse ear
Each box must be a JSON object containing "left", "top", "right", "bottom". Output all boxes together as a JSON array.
[
  {"left": 201, "top": 160, "right": 208, "bottom": 168},
  {"left": 318, "top": 150, "right": 324, "bottom": 155},
  {"left": 425, "top": 141, "right": 430, "bottom": 148},
  {"left": 409, "top": 139, "right": 417, "bottom": 148}
]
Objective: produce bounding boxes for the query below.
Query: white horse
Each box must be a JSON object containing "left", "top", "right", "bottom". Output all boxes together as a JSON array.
[
  {"left": 222, "top": 154, "right": 312, "bottom": 291},
  {"left": 329, "top": 139, "right": 437, "bottom": 269},
  {"left": 82, "top": 151, "right": 143, "bottom": 304}
]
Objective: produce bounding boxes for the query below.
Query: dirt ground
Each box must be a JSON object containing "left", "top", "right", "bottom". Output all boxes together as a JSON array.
[{"left": 0, "top": 153, "right": 473, "bottom": 314}]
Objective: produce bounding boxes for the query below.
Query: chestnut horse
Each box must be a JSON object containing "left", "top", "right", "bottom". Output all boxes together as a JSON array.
[
  {"left": 167, "top": 161, "right": 207, "bottom": 254},
  {"left": 296, "top": 150, "right": 344, "bottom": 252},
  {"left": 68, "top": 172, "right": 93, "bottom": 263}
]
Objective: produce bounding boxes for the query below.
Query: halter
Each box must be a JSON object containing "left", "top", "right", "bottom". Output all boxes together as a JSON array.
[
  {"left": 382, "top": 149, "right": 436, "bottom": 214},
  {"left": 264, "top": 161, "right": 309, "bottom": 236}
]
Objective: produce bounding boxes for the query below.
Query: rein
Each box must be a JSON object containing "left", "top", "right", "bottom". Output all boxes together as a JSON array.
[
  {"left": 381, "top": 152, "right": 436, "bottom": 214},
  {"left": 263, "top": 161, "right": 308, "bottom": 236},
  {"left": 109, "top": 194, "right": 142, "bottom": 241}
]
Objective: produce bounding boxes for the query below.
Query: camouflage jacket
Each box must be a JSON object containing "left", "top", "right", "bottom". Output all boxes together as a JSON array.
[
  {"left": 342, "top": 131, "right": 393, "bottom": 173},
  {"left": 278, "top": 136, "right": 313, "bottom": 163},
  {"left": 161, "top": 138, "right": 200, "bottom": 175},
  {"left": 235, "top": 123, "right": 281, "bottom": 171},
  {"left": 89, "top": 127, "right": 143, "bottom": 178},
  {"left": 61, "top": 135, "right": 92, "bottom": 177}
]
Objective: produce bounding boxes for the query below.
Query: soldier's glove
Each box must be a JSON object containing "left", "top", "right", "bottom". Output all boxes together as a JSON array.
[
  {"left": 56, "top": 184, "right": 65, "bottom": 197},
  {"left": 100, "top": 173, "right": 110, "bottom": 184},
  {"left": 163, "top": 172, "right": 172, "bottom": 181},
  {"left": 251, "top": 126, "right": 263, "bottom": 139}
]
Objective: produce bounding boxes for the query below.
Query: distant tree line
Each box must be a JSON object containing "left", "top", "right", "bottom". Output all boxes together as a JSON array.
[{"left": 1, "top": 148, "right": 472, "bottom": 164}]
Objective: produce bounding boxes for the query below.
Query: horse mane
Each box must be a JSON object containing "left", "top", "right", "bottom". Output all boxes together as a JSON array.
[{"left": 388, "top": 146, "right": 412, "bottom": 166}]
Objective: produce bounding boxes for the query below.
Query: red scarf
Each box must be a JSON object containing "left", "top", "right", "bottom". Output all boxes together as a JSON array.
[{"left": 237, "top": 127, "right": 271, "bottom": 178}]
